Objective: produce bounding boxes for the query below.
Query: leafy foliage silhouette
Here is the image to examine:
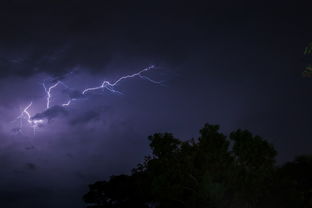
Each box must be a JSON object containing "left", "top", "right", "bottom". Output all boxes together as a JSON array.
[
  {"left": 303, "top": 42, "right": 312, "bottom": 77},
  {"left": 84, "top": 124, "right": 312, "bottom": 208}
]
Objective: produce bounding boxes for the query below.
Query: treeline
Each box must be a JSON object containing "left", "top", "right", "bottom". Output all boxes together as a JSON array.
[{"left": 83, "top": 124, "right": 312, "bottom": 208}]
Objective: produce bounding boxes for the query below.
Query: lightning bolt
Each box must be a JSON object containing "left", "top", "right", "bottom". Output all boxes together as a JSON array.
[
  {"left": 18, "top": 102, "right": 33, "bottom": 124},
  {"left": 17, "top": 102, "right": 44, "bottom": 135},
  {"left": 16, "top": 65, "right": 162, "bottom": 134},
  {"left": 43, "top": 81, "right": 68, "bottom": 109},
  {"left": 62, "top": 99, "right": 77, "bottom": 107},
  {"left": 82, "top": 65, "right": 160, "bottom": 95}
]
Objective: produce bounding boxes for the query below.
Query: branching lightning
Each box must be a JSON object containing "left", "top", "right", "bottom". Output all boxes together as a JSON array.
[
  {"left": 62, "top": 99, "right": 74, "bottom": 107},
  {"left": 18, "top": 102, "right": 33, "bottom": 124},
  {"left": 17, "top": 102, "right": 44, "bottom": 135},
  {"left": 16, "top": 65, "right": 161, "bottom": 134},
  {"left": 82, "top": 65, "right": 159, "bottom": 95},
  {"left": 43, "top": 81, "right": 67, "bottom": 109}
]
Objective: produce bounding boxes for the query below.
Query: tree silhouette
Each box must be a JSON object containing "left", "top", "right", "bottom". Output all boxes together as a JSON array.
[
  {"left": 84, "top": 124, "right": 312, "bottom": 208},
  {"left": 272, "top": 155, "right": 312, "bottom": 208},
  {"left": 303, "top": 42, "right": 312, "bottom": 77}
]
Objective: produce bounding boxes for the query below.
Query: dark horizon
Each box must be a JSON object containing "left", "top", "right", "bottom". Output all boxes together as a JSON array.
[{"left": 0, "top": 1, "right": 312, "bottom": 207}]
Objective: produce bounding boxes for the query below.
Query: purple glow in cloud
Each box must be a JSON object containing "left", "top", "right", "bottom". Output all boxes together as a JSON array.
[
  {"left": 16, "top": 65, "right": 161, "bottom": 134},
  {"left": 43, "top": 81, "right": 68, "bottom": 109},
  {"left": 17, "top": 102, "right": 44, "bottom": 135}
]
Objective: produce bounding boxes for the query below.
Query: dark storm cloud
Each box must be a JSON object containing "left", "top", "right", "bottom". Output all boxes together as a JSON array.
[
  {"left": 31, "top": 105, "right": 68, "bottom": 121},
  {"left": 25, "top": 146, "right": 35, "bottom": 151},
  {"left": 11, "top": 127, "right": 21, "bottom": 134},
  {"left": 0, "top": 0, "right": 237, "bottom": 78},
  {"left": 0, "top": 1, "right": 116, "bottom": 77},
  {"left": 0, "top": 41, "right": 113, "bottom": 77},
  {"left": 48, "top": 68, "right": 80, "bottom": 83},
  {"left": 25, "top": 163, "right": 37, "bottom": 171},
  {"left": 62, "top": 88, "right": 85, "bottom": 100},
  {"left": 0, "top": 1, "right": 312, "bottom": 208},
  {"left": 69, "top": 111, "right": 100, "bottom": 126}
]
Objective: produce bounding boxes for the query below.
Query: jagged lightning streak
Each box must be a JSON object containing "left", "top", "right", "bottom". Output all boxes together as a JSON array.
[
  {"left": 43, "top": 81, "right": 67, "bottom": 109},
  {"left": 18, "top": 102, "right": 33, "bottom": 124},
  {"left": 82, "top": 65, "right": 160, "bottom": 95},
  {"left": 62, "top": 99, "right": 77, "bottom": 107},
  {"left": 16, "top": 65, "right": 161, "bottom": 133},
  {"left": 62, "top": 65, "right": 161, "bottom": 107},
  {"left": 62, "top": 100, "right": 72, "bottom": 107},
  {"left": 17, "top": 102, "right": 44, "bottom": 135}
]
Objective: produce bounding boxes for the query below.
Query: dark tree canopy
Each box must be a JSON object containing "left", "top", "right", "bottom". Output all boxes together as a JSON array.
[
  {"left": 303, "top": 42, "right": 312, "bottom": 77},
  {"left": 84, "top": 124, "right": 312, "bottom": 208}
]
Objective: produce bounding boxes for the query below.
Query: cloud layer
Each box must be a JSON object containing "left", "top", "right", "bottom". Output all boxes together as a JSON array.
[{"left": 0, "top": 1, "right": 312, "bottom": 208}]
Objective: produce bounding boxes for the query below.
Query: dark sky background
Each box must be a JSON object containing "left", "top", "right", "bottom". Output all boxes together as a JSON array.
[{"left": 1, "top": 1, "right": 312, "bottom": 207}]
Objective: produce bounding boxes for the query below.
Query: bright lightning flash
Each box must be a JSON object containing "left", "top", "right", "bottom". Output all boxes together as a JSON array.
[
  {"left": 17, "top": 102, "right": 44, "bottom": 135},
  {"left": 43, "top": 81, "right": 67, "bottom": 109},
  {"left": 16, "top": 65, "right": 161, "bottom": 134},
  {"left": 82, "top": 65, "right": 158, "bottom": 95}
]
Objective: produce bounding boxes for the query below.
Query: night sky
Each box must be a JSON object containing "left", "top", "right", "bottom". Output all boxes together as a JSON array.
[{"left": 1, "top": 1, "right": 312, "bottom": 207}]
